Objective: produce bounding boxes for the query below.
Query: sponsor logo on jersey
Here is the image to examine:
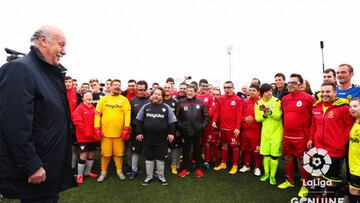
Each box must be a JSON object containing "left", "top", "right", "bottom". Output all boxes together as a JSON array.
[
  {"left": 145, "top": 108, "right": 151, "bottom": 112},
  {"left": 105, "top": 103, "right": 121, "bottom": 109},
  {"left": 296, "top": 100, "right": 302, "bottom": 107},
  {"left": 146, "top": 113, "right": 165, "bottom": 119},
  {"left": 184, "top": 106, "right": 189, "bottom": 111}
]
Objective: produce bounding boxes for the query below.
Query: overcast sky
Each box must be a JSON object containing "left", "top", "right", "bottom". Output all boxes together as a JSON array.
[{"left": 1, "top": 0, "right": 359, "bottom": 90}]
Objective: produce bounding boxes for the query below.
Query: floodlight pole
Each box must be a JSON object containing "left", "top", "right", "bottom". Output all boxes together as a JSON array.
[{"left": 227, "top": 45, "right": 233, "bottom": 81}]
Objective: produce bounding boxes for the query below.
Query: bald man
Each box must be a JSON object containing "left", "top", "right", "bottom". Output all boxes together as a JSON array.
[{"left": 0, "top": 25, "right": 76, "bottom": 202}]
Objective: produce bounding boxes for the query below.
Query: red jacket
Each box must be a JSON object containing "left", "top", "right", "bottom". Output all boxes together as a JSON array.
[
  {"left": 241, "top": 97, "right": 261, "bottom": 130},
  {"left": 67, "top": 88, "right": 77, "bottom": 118},
  {"left": 197, "top": 92, "right": 215, "bottom": 117},
  {"left": 72, "top": 103, "right": 99, "bottom": 143},
  {"left": 282, "top": 91, "right": 315, "bottom": 139},
  {"left": 213, "top": 94, "right": 242, "bottom": 130},
  {"left": 309, "top": 98, "right": 354, "bottom": 157}
]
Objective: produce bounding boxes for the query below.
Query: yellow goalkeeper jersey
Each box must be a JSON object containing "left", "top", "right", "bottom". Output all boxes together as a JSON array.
[
  {"left": 95, "top": 94, "right": 131, "bottom": 138},
  {"left": 349, "top": 121, "right": 360, "bottom": 176}
]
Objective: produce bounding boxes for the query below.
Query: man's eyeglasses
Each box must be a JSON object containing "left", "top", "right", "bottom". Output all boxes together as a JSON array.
[{"left": 288, "top": 81, "right": 300, "bottom": 85}]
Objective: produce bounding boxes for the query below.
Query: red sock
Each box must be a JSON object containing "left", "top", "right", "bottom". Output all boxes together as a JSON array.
[
  {"left": 299, "top": 159, "right": 309, "bottom": 183},
  {"left": 243, "top": 151, "right": 251, "bottom": 167},
  {"left": 285, "top": 160, "right": 294, "bottom": 183},
  {"left": 221, "top": 147, "right": 228, "bottom": 163},
  {"left": 204, "top": 143, "right": 211, "bottom": 162},
  {"left": 254, "top": 152, "right": 262, "bottom": 168},
  {"left": 211, "top": 143, "right": 219, "bottom": 163},
  {"left": 232, "top": 147, "right": 240, "bottom": 166}
]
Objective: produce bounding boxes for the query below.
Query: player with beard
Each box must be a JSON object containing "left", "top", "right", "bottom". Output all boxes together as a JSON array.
[
  {"left": 95, "top": 79, "right": 131, "bottom": 182},
  {"left": 136, "top": 87, "right": 177, "bottom": 186},
  {"left": 307, "top": 82, "right": 354, "bottom": 198}
]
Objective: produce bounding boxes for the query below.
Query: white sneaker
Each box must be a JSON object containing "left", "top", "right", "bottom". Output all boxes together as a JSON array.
[
  {"left": 117, "top": 172, "right": 126, "bottom": 180},
  {"left": 239, "top": 166, "right": 251, "bottom": 173},
  {"left": 97, "top": 173, "right": 107, "bottom": 182},
  {"left": 254, "top": 168, "right": 261, "bottom": 176}
]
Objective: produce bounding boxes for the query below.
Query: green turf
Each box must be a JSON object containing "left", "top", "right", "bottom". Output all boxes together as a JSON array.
[{"left": 2, "top": 158, "right": 303, "bottom": 203}]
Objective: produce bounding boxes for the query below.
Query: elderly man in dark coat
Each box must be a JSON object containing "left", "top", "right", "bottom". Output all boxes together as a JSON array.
[{"left": 0, "top": 25, "right": 76, "bottom": 203}]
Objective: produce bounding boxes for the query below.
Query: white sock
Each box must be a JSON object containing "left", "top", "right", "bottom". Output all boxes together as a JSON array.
[
  {"left": 132, "top": 153, "right": 139, "bottom": 172},
  {"left": 84, "top": 159, "right": 94, "bottom": 175},
  {"left": 145, "top": 160, "right": 154, "bottom": 179}
]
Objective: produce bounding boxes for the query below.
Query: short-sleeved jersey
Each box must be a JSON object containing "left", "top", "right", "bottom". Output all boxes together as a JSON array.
[
  {"left": 336, "top": 84, "right": 360, "bottom": 100},
  {"left": 94, "top": 95, "right": 131, "bottom": 138},
  {"left": 136, "top": 102, "right": 177, "bottom": 145},
  {"left": 349, "top": 122, "right": 360, "bottom": 176}
]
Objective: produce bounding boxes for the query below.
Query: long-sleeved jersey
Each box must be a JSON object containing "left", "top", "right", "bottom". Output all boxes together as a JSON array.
[
  {"left": 309, "top": 98, "right": 354, "bottom": 157},
  {"left": 196, "top": 92, "right": 215, "bottom": 117},
  {"left": 255, "top": 97, "right": 283, "bottom": 141},
  {"left": 67, "top": 88, "right": 78, "bottom": 117},
  {"left": 130, "top": 96, "right": 150, "bottom": 135},
  {"left": 241, "top": 97, "right": 261, "bottom": 130},
  {"left": 136, "top": 102, "right": 177, "bottom": 145},
  {"left": 94, "top": 94, "right": 131, "bottom": 138},
  {"left": 72, "top": 103, "right": 98, "bottom": 143},
  {"left": 281, "top": 91, "right": 315, "bottom": 139},
  {"left": 212, "top": 94, "right": 243, "bottom": 130}
]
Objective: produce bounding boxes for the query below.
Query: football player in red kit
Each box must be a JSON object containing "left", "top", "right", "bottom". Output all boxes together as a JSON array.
[
  {"left": 212, "top": 81, "right": 243, "bottom": 175},
  {"left": 239, "top": 84, "right": 262, "bottom": 176},
  {"left": 278, "top": 74, "right": 315, "bottom": 198}
]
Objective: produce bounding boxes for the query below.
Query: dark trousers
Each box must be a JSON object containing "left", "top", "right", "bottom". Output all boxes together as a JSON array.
[
  {"left": 21, "top": 194, "right": 59, "bottom": 203},
  {"left": 183, "top": 135, "right": 202, "bottom": 170}
]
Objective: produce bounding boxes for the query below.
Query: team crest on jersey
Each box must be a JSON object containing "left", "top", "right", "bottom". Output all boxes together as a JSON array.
[
  {"left": 196, "top": 104, "right": 200, "bottom": 109},
  {"left": 328, "top": 111, "right": 334, "bottom": 118},
  {"left": 184, "top": 106, "right": 189, "bottom": 111},
  {"left": 204, "top": 98, "right": 208, "bottom": 102},
  {"left": 347, "top": 95, "right": 353, "bottom": 100},
  {"left": 231, "top": 100, "right": 236, "bottom": 106},
  {"left": 162, "top": 108, "right": 166, "bottom": 112},
  {"left": 296, "top": 101, "right": 302, "bottom": 107}
]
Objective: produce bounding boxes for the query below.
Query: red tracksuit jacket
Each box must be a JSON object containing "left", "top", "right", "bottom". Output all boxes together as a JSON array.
[
  {"left": 197, "top": 92, "right": 215, "bottom": 117},
  {"left": 67, "top": 88, "right": 77, "bottom": 117},
  {"left": 241, "top": 97, "right": 261, "bottom": 130},
  {"left": 72, "top": 103, "right": 98, "bottom": 143},
  {"left": 213, "top": 94, "right": 242, "bottom": 130},
  {"left": 281, "top": 91, "right": 315, "bottom": 139},
  {"left": 309, "top": 99, "right": 354, "bottom": 157}
]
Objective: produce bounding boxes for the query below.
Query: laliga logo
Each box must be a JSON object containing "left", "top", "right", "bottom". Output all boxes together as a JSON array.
[{"left": 303, "top": 147, "right": 331, "bottom": 176}]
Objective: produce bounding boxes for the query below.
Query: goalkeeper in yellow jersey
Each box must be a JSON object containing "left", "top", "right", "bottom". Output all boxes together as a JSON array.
[{"left": 94, "top": 79, "right": 131, "bottom": 182}]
